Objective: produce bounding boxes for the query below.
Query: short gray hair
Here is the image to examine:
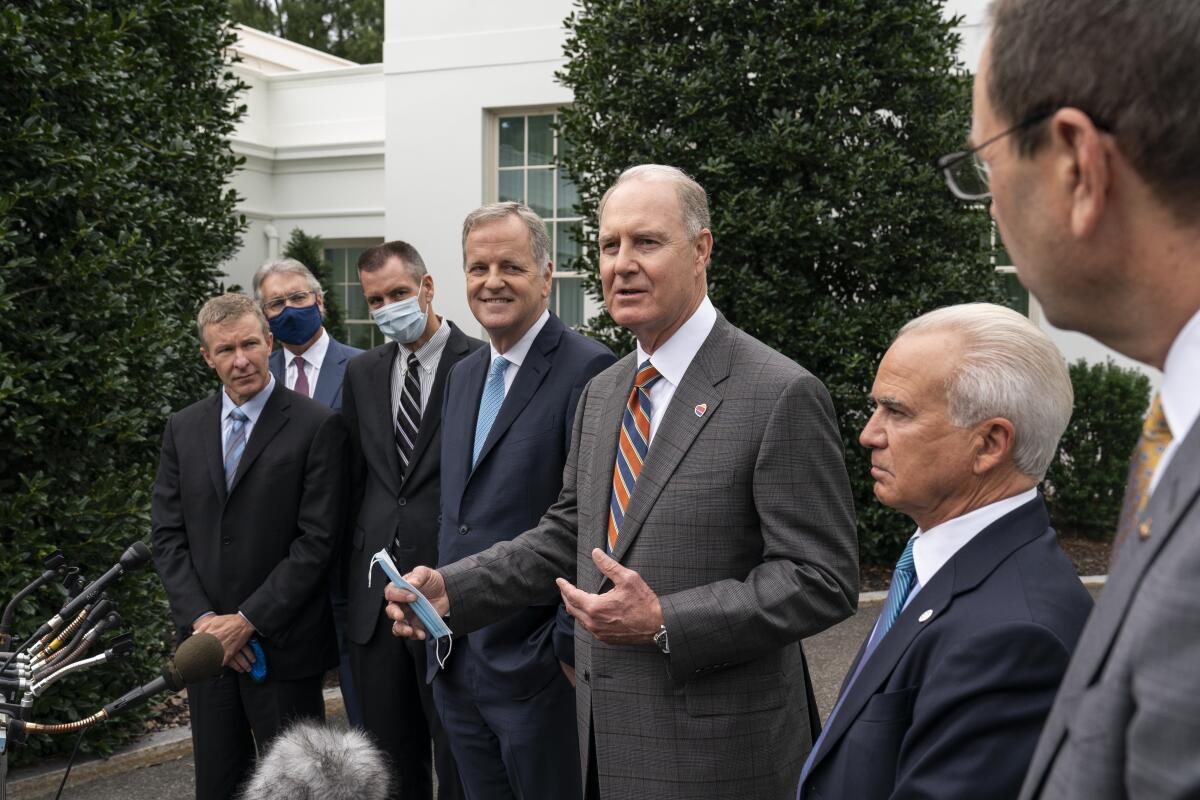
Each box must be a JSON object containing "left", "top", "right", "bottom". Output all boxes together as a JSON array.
[
  {"left": 196, "top": 293, "right": 269, "bottom": 348},
  {"left": 899, "top": 303, "right": 1073, "bottom": 479},
  {"left": 598, "top": 165, "right": 711, "bottom": 239},
  {"left": 251, "top": 258, "right": 324, "bottom": 302},
  {"left": 460, "top": 202, "right": 551, "bottom": 271}
]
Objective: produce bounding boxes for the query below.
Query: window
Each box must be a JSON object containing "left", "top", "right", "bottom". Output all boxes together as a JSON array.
[
  {"left": 325, "top": 245, "right": 384, "bottom": 350},
  {"left": 494, "top": 110, "right": 588, "bottom": 328},
  {"left": 993, "top": 231, "right": 1029, "bottom": 316}
]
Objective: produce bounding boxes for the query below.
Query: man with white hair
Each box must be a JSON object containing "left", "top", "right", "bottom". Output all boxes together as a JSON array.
[{"left": 797, "top": 303, "right": 1094, "bottom": 800}]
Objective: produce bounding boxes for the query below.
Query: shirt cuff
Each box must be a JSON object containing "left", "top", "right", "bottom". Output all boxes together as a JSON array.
[{"left": 237, "top": 610, "right": 260, "bottom": 634}]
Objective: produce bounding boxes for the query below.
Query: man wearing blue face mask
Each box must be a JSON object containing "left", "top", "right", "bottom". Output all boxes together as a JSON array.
[
  {"left": 342, "top": 240, "right": 483, "bottom": 800},
  {"left": 253, "top": 258, "right": 364, "bottom": 730}
]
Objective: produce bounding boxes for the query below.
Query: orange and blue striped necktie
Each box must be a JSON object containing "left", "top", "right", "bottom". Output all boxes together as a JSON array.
[{"left": 608, "top": 360, "right": 662, "bottom": 552}]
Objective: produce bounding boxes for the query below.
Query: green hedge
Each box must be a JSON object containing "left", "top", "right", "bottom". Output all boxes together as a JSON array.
[
  {"left": 1045, "top": 360, "right": 1150, "bottom": 540},
  {"left": 0, "top": 0, "right": 243, "bottom": 763}
]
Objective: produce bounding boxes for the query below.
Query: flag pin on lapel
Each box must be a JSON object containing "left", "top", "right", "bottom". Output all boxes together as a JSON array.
[{"left": 694, "top": 403, "right": 707, "bottom": 418}]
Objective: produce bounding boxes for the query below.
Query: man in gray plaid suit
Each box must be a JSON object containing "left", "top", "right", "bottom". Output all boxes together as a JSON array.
[
  {"left": 946, "top": 2, "right": 1200, "bottom": 797},
  {"left": 386, "top": 164, "right": 859, "bottom": 799}
]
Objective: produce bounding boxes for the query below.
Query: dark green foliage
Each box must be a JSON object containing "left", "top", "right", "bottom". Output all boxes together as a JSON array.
[
  {"left": 557, "top": 0, "right": 1003, "bottom": 563},
  {"left": 228, "top": 0, "right": 383, "bottom": 64},
  {"left": 0, "top": 0, "right": 244, "bottom": 762},
  {"left": 1045, "top": 361, "right": 1150, "bottom": 540},
  {"left": 282, "top": 228, "right": 347, "bottom": 343}
]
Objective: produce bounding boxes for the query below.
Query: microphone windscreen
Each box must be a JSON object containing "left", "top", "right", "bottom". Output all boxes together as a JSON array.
[
  {"left": 168, "top": 632, "right": 224, "bottom": 688},
  {"left": 120, "top": 541, "right": 152, "bottom": 571},
  {"left": 239, "top": 721, "right": 392, "bottom": 800}
]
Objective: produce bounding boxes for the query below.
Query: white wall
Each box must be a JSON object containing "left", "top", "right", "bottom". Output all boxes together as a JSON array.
[{"left": 383, "top": 0, "right": 575, "bottom": 335}]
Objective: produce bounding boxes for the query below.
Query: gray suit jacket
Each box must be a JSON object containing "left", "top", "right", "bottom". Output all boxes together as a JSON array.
[
  {"left": 1021, "top": 415, "right": 1200, "bottom": 799},
  {"left": 440, "top": 315, "right": 859, "bottom": 800}
]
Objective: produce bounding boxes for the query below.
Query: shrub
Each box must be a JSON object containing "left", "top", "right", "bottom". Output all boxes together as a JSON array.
[
  {"left": 0, "top": 0, "right": 243, "bottom": 762},
  {"left": 557, "top": 0, "right": 1003, "bottom": 564},
  {"left": 282, "top": 228, "right": 348, "bottom": 343},
  {"left": 1045, "top": 360, "right": 1151, "bottom": 540}
]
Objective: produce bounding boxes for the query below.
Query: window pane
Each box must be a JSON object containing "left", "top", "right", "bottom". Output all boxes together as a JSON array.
[
  {"left": 499, "top": 170, "right": 523, "bottom": 204},
  {"left": 346, "top": 283, "right": 369, "bottom": 320},
  {"left": 347, "top": 323, "right": 375, "bottom": 350},
  {"left": 551, "top": 275, "right": 585, "bottom": 328},
  {"left": 999, "top": 271, "right": 1029, "bottom": 316},
  {"left": 557, "top": 171, "right": 579, "bottom": 217},
  {"left": 555, "top": 221, "right": 581, "bottom": 269},
  {"left": 499, "top": 117, "right": 525, "bottom": 167},
  {"left": 528, "top": 115, "right": 554, "bottom": 166},
  {"left": 528, "top": 168, "right": 553, "bottom": 217}
]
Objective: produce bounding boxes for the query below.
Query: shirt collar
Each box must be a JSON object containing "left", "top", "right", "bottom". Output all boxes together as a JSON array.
[
  {"left": 491, "top": 310, "right": 550, "bottom": 367},
  {"left": 1161, "top": 306, "right": 1200, "bottom": 444},
  {"left": 284, "top": 328, "right": 329, "bottom": 370},
  {"left": 635, "top": 296, "right": 718, "bottom": 387},
  {"left": 910, "top": 487, "right": 1039, "bottom": 588},
  {"left": 401, "top": 319, "right": 451, "bottom": 375},
  {"left": 222, "top": 374, "right": 276, "bottom": 425}
]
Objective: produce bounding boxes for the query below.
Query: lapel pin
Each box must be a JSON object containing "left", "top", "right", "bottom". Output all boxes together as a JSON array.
[
  {"left": 694, "top": 403, "right": 707, "bottom": 418},
  {"left": 1139, "top": 519, "right": 1152, "bottom": 539},
  {"left": 918, "top": 609, "right": 933, "bottom": 623}
]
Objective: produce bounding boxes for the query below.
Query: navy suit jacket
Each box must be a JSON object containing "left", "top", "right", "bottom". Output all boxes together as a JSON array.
[
  {"left": 799, "top": 495, "right": 1093, "bottom": 800},
  {"left": 432, "top": 313, "right": 615, "bottom": 696},
  {"left": 269, "top": 333, "right": 362, "bottom": 411}
]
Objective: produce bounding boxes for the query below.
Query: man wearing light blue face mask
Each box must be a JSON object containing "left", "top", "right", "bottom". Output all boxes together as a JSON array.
[
  {"left": 253, "top": 257, "right": 364, "bottom": 732},
  {"left": 341, "top": 240, "right": 483, "bottom": 800}
]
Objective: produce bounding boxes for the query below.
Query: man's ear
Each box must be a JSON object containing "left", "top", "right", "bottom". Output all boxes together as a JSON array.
[
  {"left": 1049, "top": 108, "right": 1113, "bottom": 239},
  {"left": 972, "top": 417, "right": 1016, "bottom": 476},
  {"left": 200, "top": 346, "right": 215, "bottom": 370}
]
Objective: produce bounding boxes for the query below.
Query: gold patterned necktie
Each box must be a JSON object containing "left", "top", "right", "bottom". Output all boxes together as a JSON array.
[{"left": 1113, "top": 393, "right": 1173, "bottom": 557}]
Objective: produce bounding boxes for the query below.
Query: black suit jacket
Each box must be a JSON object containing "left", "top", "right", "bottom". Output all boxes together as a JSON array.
[
  {"left": 433, "top": 314, "right": 614, "bottom": 693},
  {"left": 151, "top": 384, "right": 348, "bottom": 680},
  {"left": 799, "top": 495, "right": 1094, "bottom": 800},
  {"left": 342, "top": 321, "right": 485, "bottom": 645}
]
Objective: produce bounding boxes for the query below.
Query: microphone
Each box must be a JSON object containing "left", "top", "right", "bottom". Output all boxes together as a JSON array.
[
  {"left": 28, "top": 542, "right": 151, "bottom": 644},
  {"left": 102, "top": 632, "right": 223, "bottom": 719},
  {"left": 239, "top": 721, "right": 393, "bottom": 800}
]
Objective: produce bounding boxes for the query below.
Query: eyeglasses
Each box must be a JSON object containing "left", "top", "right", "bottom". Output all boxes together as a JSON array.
[
  {"left": 261, "top": 290, "right": 315, "bottom": 315},
  {"left": 936, "top": 110, "right": 1054, "bottom": 202}
]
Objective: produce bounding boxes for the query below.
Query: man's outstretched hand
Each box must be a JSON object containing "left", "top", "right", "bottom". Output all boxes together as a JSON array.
[
  {"left": 384, "top": 566, "right": 449, "bottom": 641},
  {"left": 557, "top": 549, "right": 664, "bottom": 645}
]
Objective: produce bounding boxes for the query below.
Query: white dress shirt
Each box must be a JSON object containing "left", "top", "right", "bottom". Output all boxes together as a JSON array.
[
  {"left": 392, "top": 320, "right": 451, "bottom": 419},
  {"left": 284, "top": 328, "right": 329, "bottom": 394},
  {"left": 491, "top": 310, "right": 550, "bottom": 396},
  {"left": 1151, "top": 307, "right": 1200, "bottom": 493},
  {"left": 634, "top": 296, "right": 718, "bottom": 442}
]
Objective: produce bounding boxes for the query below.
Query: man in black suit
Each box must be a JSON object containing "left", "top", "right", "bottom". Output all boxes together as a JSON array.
[
  {"left": 342, "top": 241, "right": 481, "bottom": 800},
  {"left": 796, "top": 303, "right": 1093, "bottom": 800},
  {"left": 151, "top": 293, "right": 347, "bottom": 800},
  {"left": 433, "top": 202, "right": 615, "bottom": 799}
]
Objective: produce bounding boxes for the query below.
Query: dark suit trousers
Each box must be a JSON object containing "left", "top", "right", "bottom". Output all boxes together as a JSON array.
[
  {"left": 432, "top": 637, "right": 580, "bottom": 800},
  {"left": 351, "top": 611, "right": 464, "bottom": 800},
  {"left": 187, "top": 668, "right": 324, "bottom": 800}
]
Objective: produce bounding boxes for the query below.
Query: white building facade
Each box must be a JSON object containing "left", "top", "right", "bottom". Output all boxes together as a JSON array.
[{"left": 223, "top": 3, "right": 1154, "bottom": 380}]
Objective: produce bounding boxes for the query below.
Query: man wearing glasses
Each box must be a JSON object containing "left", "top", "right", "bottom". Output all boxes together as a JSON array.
[
  {"left": 939, "top": 2, "right": 1200, "bottom": 798},
  {"left": 252, "top": 258, "right": 364, "bottom": 730}
]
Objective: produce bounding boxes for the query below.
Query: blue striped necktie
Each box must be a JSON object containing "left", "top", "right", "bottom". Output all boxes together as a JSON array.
[
  {"left": 224, "top": 408, "right": 249, "bottom": 491},
  {"left": 875, "top": 536, "right": 917, "bottom": 643},
  {"left": 608, "top": 360, "right": 662, "bottom": 551},
  {"left": 472, "top": 356, "right": 509, "bottom": 466}
]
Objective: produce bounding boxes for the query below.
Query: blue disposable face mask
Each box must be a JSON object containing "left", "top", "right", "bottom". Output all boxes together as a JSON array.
[
  {"left": 372, "top": 287, "right": 427, "bottom": 344},
  {"left": 268, "top": 303, "right": 323, "bottom": 346}
]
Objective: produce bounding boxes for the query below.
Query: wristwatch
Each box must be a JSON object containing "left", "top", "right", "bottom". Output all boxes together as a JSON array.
[{"left": 653, "top": 624, "right": 670, "bottom": 654}]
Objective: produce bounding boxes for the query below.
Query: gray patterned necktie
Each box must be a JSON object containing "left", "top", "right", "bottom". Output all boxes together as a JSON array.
[{"left": 224, "top": 408, "right": 249, "bottom": 491}]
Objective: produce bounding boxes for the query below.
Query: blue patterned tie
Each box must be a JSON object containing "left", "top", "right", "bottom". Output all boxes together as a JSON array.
[
  {"left": 223, "top": 408, "right": 249, "bottom": 491},
  {"left": 472, "top": 356, "right": 509, "bottom": 466},
  {"left": 875, "top": 536, "right": 917, "bottom": 643}
]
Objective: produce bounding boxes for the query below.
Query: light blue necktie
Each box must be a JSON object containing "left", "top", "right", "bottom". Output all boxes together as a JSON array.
[
  {"left": 223, "top": 408, "right": 249, "bottom": 491},
  {"left": 797, "top": 536, "right": 918, "bottom": 797},
  {"left": 472, "top": 356, "right": 509, "bottom": 466}
]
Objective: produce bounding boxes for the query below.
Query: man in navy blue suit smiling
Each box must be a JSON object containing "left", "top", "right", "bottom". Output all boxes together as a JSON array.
[
  {"left": 797, "top": 303, "right": 1093, "bottom": 800},
  {"left": 432, "top": 202, "right": 614, "bottom": 800}
]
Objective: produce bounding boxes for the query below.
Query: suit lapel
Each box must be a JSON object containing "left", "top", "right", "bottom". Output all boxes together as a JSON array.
[
  {"left": 371, "top": 342, "right": 404, "bottom": 491},
  {"left": 471, "top": 317, "right": 562, "bottom": 474},
  {"left": 312, "top": 339, "right": 347, "bottom": 407},
  {"left": 406, "top": 323, "right": 469, "bottom": 482},
  {"left": 204, "top": 393, "right": 228, "bottom": 501},
  {"left": 228, "top": 386, "right": 288, "bottom": 496},
  {"left": 608, "top": 318, "right": 731, "bottom": 565},
  {"left": 587, "top": 355, "right": 636, "bottom": 573}
]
